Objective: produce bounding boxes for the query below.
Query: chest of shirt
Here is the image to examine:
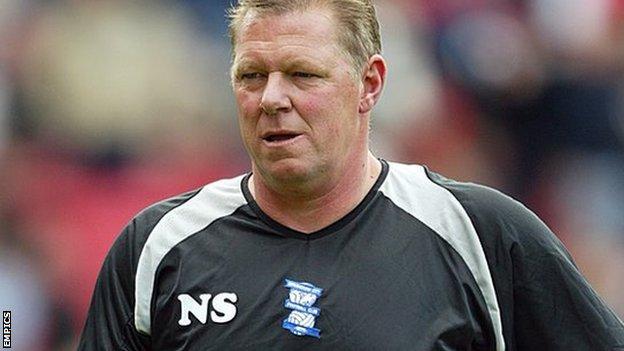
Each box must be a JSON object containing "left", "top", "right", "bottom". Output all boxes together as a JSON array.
[{"left": 147, "top": 226, "right": 492, "bottom": 350}]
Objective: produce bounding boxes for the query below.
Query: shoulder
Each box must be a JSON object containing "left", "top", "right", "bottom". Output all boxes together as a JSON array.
[
  {"left": 131, "top": 188, "right": 203, "bottom": 239},
  {"left": 112, "top": 174, "right": 249, "bottom": 262},
  {"left": 133, "top": 174, "right": 247, "bottom": 239},
  {"left": 384, "top": 160, "right": 533, "bottom": 226},
  {"left": 425, "top": 167, "right": 566, "bottom": 256},
  {"left": 381, "top": 160, "right": 569, "bottom": 261}
]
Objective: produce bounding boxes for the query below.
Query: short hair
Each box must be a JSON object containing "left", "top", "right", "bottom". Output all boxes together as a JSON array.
[{"left": 228, "top": 0, "right": 382, "bottom": 74}]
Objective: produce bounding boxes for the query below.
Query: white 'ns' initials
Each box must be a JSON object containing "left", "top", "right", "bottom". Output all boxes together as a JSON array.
[{"left": 177, "top": 292, "right": 238, "bottom": 326}]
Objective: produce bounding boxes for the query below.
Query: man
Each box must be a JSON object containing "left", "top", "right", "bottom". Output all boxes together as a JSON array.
[{"left": 78, "top": 0, "right": 624, "bottom": 350}]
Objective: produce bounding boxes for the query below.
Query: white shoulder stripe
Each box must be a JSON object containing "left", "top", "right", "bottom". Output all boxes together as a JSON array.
[
  {"left": 379, "top": 163, "right": 505, "bottom": 351},
  {"left": 134, "top": 175, "right": 247, "bottom": 335}
]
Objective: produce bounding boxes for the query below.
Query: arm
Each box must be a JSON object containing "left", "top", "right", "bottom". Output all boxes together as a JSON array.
[
  {"left": 427, "top": 169, "right": 624, "bottom": 350},
  {"left": 509, "top": 210, "right": 624, "bottom": 350},
  {"left": 78, "top": 220, "right": 150, "bottom": 351}
]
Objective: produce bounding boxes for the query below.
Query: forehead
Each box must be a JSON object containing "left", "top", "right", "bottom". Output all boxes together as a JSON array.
[{"left": 233, "top": 8, "right": 343, "bottom": 65}]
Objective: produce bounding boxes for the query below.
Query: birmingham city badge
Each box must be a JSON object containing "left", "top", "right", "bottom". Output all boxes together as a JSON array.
[{"left": 282, "top": 278, "right": 323, "bottom": 338}]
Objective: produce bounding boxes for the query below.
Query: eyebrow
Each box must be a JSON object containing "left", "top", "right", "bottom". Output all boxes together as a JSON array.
[
  {"left": 231, "top": 58, "right": 262, "bottom": 78},
  {"left": 283, "top": 58, "right": 325, "bottom": 72},
  {"left": 232, "top": 52, "right": 332, "bottom": 78}
]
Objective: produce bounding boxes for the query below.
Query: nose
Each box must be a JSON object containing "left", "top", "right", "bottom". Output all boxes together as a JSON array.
[{"left": 260, "top": 72, "right": 292, "bottom": 116}]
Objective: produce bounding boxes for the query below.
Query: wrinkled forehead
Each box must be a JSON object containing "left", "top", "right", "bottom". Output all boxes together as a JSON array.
[{"left": 232, "top": 7, "right": 342, "bottom": 58}]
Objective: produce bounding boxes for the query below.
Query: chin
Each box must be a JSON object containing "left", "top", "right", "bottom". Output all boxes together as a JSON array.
[{"left": 259, "top": 158, "right": 319, "bottom": 184}]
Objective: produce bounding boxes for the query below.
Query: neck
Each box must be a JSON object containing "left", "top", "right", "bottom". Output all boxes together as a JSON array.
[{"left": 249, "top": 152, "right": 382, "bottom": 233}]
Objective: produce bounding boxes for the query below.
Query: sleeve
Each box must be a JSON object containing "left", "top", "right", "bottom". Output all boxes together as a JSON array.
[
  {"left": 426, "top": 168, "right": 624, "bottom": 349},
  {"left": 77, "top": 219, "right": 151, "bottom": 351},
  {"left": 508, "top": 207, "right": 624, "bottom": 351}
]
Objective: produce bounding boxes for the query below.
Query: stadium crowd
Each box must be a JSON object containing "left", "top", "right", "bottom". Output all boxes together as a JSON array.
[{"left": 1, "top": 0, "right": 623, "bottom": 349}]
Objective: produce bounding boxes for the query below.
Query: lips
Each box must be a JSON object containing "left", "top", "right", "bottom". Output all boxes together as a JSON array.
[{"left": 261, "top": 131, "right": 302, "bottom": 143}]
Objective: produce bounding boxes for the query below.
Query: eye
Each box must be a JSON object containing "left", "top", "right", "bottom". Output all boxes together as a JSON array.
[
  {"left": 240, "top": 72, "right": 264, "bottom": 80},
  {"left": 292, "top": 72, "right": 318, "bottom": 78}
]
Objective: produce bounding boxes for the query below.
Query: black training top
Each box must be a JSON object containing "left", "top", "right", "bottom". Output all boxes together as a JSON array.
[{"left": 78, "top": 160, "right": 624, "bottom": 350}]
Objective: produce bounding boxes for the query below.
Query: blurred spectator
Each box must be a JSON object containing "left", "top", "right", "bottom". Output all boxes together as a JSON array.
[
  {"left": 0, "top": 208, "right": 77, "bottom": 350},
  {"left": 372, "top": 0, "right": 442, "bottom": 158},
  {"left": 15, "top": 0, "right": 237, "bottom": 158},
  {"left": 0, "top": 0, "right": 38, "bottom": 157},
  {"left": 0, "top": 70, "right": 9, "bottom": 157}
]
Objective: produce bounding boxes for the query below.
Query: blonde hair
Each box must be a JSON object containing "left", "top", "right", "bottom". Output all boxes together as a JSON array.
[{"left": 228, "top": 0, "right": 382, "bottom": 73}]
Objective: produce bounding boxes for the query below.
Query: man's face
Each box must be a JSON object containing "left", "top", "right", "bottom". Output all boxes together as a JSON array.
[{"left": 231, "top": 8, "right": 364, "bottom": 186}]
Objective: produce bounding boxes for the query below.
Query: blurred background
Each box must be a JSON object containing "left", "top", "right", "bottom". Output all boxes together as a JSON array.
[{"left": 1, "top": 0, "right": 624, "bottom": 349}]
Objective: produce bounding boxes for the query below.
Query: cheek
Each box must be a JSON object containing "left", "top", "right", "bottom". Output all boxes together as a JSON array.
[
  {"left": 299, "top": 89, "right": 346, "bottom": 119},
  {"left": 235, "top": 91, "right": 261, "bottom": 133},
  {"left": 236, "top": 90, "right": 260, "bottom": 116},
  {"left": 325, "top": 89, "right": 360, "bottom": 146},
  {"left": 314, "top": 90, "right": 357, "bottom": 125},
  {"left": 295, "top": 93, "right": 323, "bottom": 116},
  {"left": 313, "top": 104, "right": 353, "bottom": 147}
]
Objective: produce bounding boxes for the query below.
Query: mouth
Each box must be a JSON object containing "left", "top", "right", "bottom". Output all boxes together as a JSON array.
[
  {"left": 261, "top": 132, "right": 303, "bottom": 145},
  {"left": 264, "top": 133, "right": 300, "bottom": 142}
]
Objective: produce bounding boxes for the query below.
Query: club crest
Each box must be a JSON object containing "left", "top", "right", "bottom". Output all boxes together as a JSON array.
[{"left": 282, "top": 278, "right": 323, "bottom": 338}]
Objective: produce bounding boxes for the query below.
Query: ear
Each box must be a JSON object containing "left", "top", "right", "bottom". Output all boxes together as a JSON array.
[{"left": 358, "top": 54, "right": 387, "bottom": 114}]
